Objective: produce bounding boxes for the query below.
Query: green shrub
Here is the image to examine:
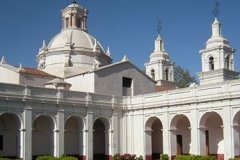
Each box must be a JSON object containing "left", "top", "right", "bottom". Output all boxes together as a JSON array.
[
  {"left": 175, "top": 155, "right": 215, "bottom": 160},
  {"left": 60, "top": 156, "right": 78, "bottom": 160},
  {"left": 113, "top": 153, "right": 143, "bottom": 160},
  {"left": 113, "top": 153, "right": 120, "bottom": 160},
  {"left": 36, "top": 156, "right": 58, "bottom": 160},
  {"left": 161, "top": 154, "right": 169, "bottom": 160},
  {"left": 36, "top": 156, "right": 78, "bottom": 160},
  {"left": 230, "top": 158, "right": 240, "bottom": 160},
  {"left": 136, "top": 155, "right": 144, "bottom": 160}
]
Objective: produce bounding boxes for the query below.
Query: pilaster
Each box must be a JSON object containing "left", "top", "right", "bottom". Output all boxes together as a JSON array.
[
  {"left": 22, "top": 107, "right": 32, "bottom": 160},
  {"left": 86, "top": 112, "right": 93, "bottom": 160},
  {"left": 223, "top": 107, "right": 234, "bottom": 159},
  {"left": 190, "top": 109, "right": 199, "bottom": 155},
  {"left": 54, "top": 110, "right": 65, "bottom": 157}
]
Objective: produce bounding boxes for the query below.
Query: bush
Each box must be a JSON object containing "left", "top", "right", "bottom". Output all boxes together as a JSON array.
[
  {"left": 120, "top": 154, "right": 136, "bottom": 160},
  {"left": 60, "top": 156, "right": 78, "bottom": 160},
  {"left": 36, "top": 156, "right": 58, "bottom": 160},
  {"left": 113, "top": 153, "right": 120, "bottom": 160},
  {"left": 161, "top": 154, "right": 169, "bottom": 160},
  {"left": 113, "top": 153, "right": 143, "bottom": 160},
  {"left": 36, "top": 156, "right": 77, "bottom": 160},
  {"left": 175, "top": 155, "right": 215, "bottom": 160},
  {"left": 136, "top": 155, "right": 144, "bottom": 160}
]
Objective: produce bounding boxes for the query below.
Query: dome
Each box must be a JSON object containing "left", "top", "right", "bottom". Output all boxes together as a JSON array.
[
  {"left": 36, "top": 2, "right": 112, "bottom": 78},
  {"left": 48, "top": 28, "right": 105, "bottom": 53}
]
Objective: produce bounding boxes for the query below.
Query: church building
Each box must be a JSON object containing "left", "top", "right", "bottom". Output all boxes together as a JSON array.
[{"left": 0, "top": 1, "right": 240, "bottom": 160}]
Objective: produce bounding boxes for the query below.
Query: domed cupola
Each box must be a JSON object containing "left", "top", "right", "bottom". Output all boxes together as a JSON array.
[{"left": 36, "top": 1, "right": 112, "bottom": 78}]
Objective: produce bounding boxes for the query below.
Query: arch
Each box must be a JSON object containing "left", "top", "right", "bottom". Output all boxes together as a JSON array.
[
  {"left": 65, "top": 115, "right": 86, "bottom": 130},
  {"left": 145, "top": 117, "right": 163, "bottom": 160},
  {"left": 209, "top": 56, "right": 214, "bottom": 70},
  {"left": 32, "top": 115, "right": 55, "bottom": 158},
  {"left": 0, "top": 113, "right": 21, "bottom": 158},
  {"left": 165, "top": 68, "right": 169, "bottom": 81},
  {"left": 64, "top": 116, "right": 84, "bottom": 158},
  {"left": 225, "top": 55, "right": 230, "bottom": 70},
  {"left": 170, "top": 114, "right": 191, "bottom": 156},
  {"left": 151, "top": 69, "right": 155, "bottom": 80},
  {"left": 93, "top": 117, "right": 111, "bottom": 160},
  {"left": 199, "top": 112, "right": 224, "bottom": 158},
  {"left": 33, "top": 114, "right": 56, "bottom": 129},
  {"left": 232, "top": 111, "right": 240, "bottom": 157}
]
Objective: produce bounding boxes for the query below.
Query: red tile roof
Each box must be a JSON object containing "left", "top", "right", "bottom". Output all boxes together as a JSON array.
[
  {"left": 156, "top": 85, "right": 176, "bottom": 92},
  {"left": 19, "top": 67, "right": 57, "bottom": 77}
]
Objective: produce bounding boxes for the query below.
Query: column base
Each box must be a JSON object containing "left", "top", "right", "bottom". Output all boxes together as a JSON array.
[
  {"left": 209, "top": 154, "right": 224, "bottom": 160},
  {"left": 79, "top": 155, "right": 87, "bottom": 160},
  {"left": 171, "top": 155, "right": 176, "bottom": 160},
  {"left": 145, "top": 155, "right": 152, "bottom": 160},
  {"left": 105, "top": 155, "right": 112, "bottom": 160}
]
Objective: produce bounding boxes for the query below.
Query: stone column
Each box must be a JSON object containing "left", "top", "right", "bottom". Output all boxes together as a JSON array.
[
  {"left": 105, "top": 130, "right": 113, "bottom": 160},
  {"left": 83, "top": 16, "right": 87, "bottom": 31},
  {"left": 162, "top": 113, "right": 170, "bottom": 156},
  {"left": 72, "top": 14, "right": 77, "bottom": 28},
  {"left": 198, "top": 127, "right": 206, "bottom": 155},
  {"left": 223, "top": 108, "right": 234, "bottom": 160},
  {"left": 54, "top": 110, "right": 65, "bottom": 157},
  {"left": 170, "top": 129, "right": 177, "bottom": 158},
  {"left": 159, "top": 62, "right": 163, "bottom": 80},
  {"left": 82, "top": 130, "right": 87, "bottom": 160},
  {"left": 62, "top": 17, "right": 65, "bottom": 30},
  {"left": 112, "top": 111, "right": 119, "bottom": 155},
  {"left": 232, "top": 125, "right": 240, "bottom": 157},
  {"left": 22, "top": 107, "right": 32, "bottom": 160},
  {"left": 86, "top": 112, "right": 93, "bottom": 160},
  {"left": 190, "top": 110, "right": 198, "bottom": 155},
  {"left": 145, "top": 129, "right": 152, "bottom": 160}
]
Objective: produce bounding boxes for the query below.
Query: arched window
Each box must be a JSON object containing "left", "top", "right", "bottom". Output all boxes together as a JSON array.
[
  {"left": 65, "top": 17, "right": 69, "bottom": 28},
  {"left": 77, "top": 18, "right": 81, "bottom": 28},
  {"left": 165, "top": 68, "right": 169, "bottom": 81},
  {"left": 225, "top": 55, "right": 230, "bottom": 70},
  {"left": 151, "top": 69, "right": 155, "bottom": 80},
  {"left": 209, "top": 57, "right": 214, "bottom": 70}
]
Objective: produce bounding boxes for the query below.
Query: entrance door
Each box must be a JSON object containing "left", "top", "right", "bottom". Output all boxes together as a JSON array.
[{"left": 177, "top": 135, "right": 183, "bottom": 155}]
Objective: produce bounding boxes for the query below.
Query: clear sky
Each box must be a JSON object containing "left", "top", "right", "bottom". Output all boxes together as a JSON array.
[{"left": 0, "top": 0, "right": 240, "bottom": 77}]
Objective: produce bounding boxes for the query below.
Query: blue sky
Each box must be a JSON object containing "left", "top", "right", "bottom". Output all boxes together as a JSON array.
[{"left": 0, "top": 0, "right": 240, "bottom": 77}]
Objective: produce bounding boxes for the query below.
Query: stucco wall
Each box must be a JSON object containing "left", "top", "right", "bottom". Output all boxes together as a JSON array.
[
  {"left": 94, "top": 63, "right": 156, "bottom": 96},
  {"left": 0, "top": 67, "right": 19, "bottom": 84},
  {"left": 66, "top": 73, "right": 94, "bottom": 92}
]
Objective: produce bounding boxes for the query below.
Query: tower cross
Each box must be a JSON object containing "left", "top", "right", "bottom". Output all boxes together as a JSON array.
[
  {"left": 71, "top": 0, "right": 77, "bottom": 4},
  {"left": 212, "top": 1, "right": 220, "bottom": 17},
  {"left": 157, "top": 19, "right": 162, "bottom": 35}
]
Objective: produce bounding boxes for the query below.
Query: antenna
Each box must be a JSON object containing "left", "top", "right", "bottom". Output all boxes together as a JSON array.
[
  {"left": 157, "top": 18, "right": 162, "bottom": 35},
  {"left": 212, "top": 1, "right": 220, "bottom": 17}
]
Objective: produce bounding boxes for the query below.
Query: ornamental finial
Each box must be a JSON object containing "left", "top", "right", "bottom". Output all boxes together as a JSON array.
[
  {"left": 157, "top": 18, "right": 162, "bottom": 35},
  {"left": 212, "top": 1, "right": 220, "bottom": 18}
]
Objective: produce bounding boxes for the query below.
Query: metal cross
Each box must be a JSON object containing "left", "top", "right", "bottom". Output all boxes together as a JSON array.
[
  {"left": 157, "top": 19, "right": 162, "bottom": 35},
  {"left": 72, "top": 0, "right": 77, "bottom": 4},
  {"left": 212, "top": 1, "right": 220, "bottom": 17}
]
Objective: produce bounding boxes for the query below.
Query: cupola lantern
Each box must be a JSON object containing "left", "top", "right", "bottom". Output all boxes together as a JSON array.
[{"left": 61, "top": 1, "right": 88, "bottom": 31}]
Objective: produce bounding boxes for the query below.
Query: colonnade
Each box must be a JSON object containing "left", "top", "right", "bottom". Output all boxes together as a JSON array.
[
  {"left": 0, "top": 110, "right": 116, "bottom": 160},
  {"left": 144, "top": 110, "right": 240, "bottom": 160}
]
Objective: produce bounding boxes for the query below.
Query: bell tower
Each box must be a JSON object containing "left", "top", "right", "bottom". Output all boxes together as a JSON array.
[
  {"left": 61, "top": 1, "right": 88, "bottom": 31},
  {"left": 145, "top": 34, "right": 176, "bottom": 89},
  {"left": 198, "top": 18, "right": 239, "bottom": 85}
]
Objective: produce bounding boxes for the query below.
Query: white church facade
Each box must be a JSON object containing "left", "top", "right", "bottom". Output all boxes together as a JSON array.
[{"left": 0, "top": 2, "right": 240, "bottom": 160}]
